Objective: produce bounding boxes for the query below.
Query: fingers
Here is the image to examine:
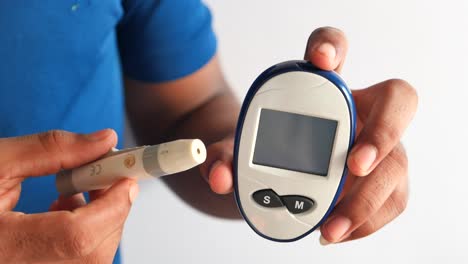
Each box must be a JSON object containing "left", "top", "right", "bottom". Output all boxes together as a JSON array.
[
  {"left": 72, "top": 179, "right": 138, "bottom": 237},
  {"left": 80, "top": 228, "right": 124, "bottom": 262},
  {"left": 49, "top": 193, "right": 87, "bottom": 211},
  {"left": 320, "top": 144, "right": 408, "bottom": 244},
  {"left": 0, "top": 179, "right": 138, "bottom": 262},
  {"left": 209, "top": 162, "right": 233, "bottom": 195},
  {"left": 0, "top": 129, "right": 117, "bottom": 179},
  {"left": 304, "top": 27, "right": 348, "bottom": 72},
  {"left": 199, "top": 138, "right": 234, "bottom": 194},
  {"left": 0, "top": 184, "right": 21, "bottom": 212},
  {"left": 342, "top": 178, "right": 408, "bottom": 242},
  {"left": 348, "top": 79, "right": 418, "bottom": 176},
  {"left": 88, "top": 188, "right": 110, "bottom": 201}
]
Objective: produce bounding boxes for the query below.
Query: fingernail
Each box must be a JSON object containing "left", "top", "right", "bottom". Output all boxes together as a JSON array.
[
  {"left": 316, "top": 42, "right": 336, "bottom": 60},
  {"left": 351, "top": 144, "right": 377, "bottom": 173},
  {"left": 323, "top": 216, "right": 352, "bottom": 242},
  {"left": 129, "top": 183, "right": 139, "bottom": 203},
  {"left": 319, "top": 235, "right": 331, "bottom": 246},
  {"left": 85, "top": 129, "right": 112, "bottom": 141}
]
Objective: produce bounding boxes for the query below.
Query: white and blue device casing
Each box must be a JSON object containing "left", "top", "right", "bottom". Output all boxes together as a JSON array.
[{"left": 233, "top": 60, "right": 356, "bottom": 242}]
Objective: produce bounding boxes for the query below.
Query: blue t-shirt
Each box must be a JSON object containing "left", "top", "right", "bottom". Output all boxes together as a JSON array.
[{"left": 0, "top": 1, "right": 216, "bottom": 263}]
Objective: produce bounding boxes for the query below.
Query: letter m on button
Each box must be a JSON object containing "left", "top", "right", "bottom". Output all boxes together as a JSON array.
[{"left": 295, "top": 200, "right": 304, "bottom": 210}]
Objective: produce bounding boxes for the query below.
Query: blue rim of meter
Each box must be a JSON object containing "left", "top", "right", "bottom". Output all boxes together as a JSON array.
[{"left": 233, "top": 60, "right": 357, "bottom": 242}]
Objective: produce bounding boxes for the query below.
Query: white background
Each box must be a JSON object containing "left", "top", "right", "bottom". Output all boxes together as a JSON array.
[{"left": 122, "top": 1, "right": 468, "bottom": 263}]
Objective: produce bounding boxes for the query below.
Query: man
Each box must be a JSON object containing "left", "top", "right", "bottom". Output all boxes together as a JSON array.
[{"left": 0, "top": 0, "right": 417, "bottom": 263}]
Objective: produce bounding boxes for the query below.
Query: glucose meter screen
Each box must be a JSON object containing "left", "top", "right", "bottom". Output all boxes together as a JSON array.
[{"left": 253, "top": 109, "right": 338, "bottom": 176}]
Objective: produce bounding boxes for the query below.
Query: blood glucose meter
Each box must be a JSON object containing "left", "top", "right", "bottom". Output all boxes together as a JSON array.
[{"left": 233, "top": 60, "right": 356, "bottom": 242}]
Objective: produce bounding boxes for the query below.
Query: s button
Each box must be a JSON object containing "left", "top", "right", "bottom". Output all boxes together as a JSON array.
[{"left": 252, "top": 189, "right": 283, "bottom": 208}]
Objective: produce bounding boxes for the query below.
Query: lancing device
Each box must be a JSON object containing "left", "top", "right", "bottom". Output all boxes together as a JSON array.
[{"left": 56, "top": 139, "right": 207, "bottom": 196}]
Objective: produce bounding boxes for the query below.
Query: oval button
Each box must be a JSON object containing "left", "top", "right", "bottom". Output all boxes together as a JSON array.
[
  {"left": 252, "top": 189, "right": 284, "bottom": 208},
  {"left": 282, "top": 196, "right": 314, "bottom": 214}
]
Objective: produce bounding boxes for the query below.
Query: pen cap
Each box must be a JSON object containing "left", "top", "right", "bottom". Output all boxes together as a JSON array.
[{"left": 152, "top": 139, "right": 207, "bottom": 174}]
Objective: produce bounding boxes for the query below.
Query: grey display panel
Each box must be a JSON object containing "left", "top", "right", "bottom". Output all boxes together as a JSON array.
[{"left": 252, "top": 109, "right": 338, "bottom": 176}]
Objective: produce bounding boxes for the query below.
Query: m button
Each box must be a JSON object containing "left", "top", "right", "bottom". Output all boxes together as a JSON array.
[
  {"left": 252, "top": 189, "right": 283, "bottom": 208},
  {"left": 282, "top": 196, "right": 314, "bottom": 214}
]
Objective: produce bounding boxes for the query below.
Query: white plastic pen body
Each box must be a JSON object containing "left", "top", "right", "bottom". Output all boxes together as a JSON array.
[{"left": 56, "top": 139, "right": 206, "bottom": 196}]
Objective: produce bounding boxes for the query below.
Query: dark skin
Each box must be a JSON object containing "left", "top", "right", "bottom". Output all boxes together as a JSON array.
[
  {"left": 0, "top": 129, "right": 138, "bottom": 263},
  {"left": 125, "top": 55, "right": 241, "bottom": 218},
  {"left": 126, "top": 27, "right": 418, "bottom": 244},
  {"left": 0, "top": 26, "right": 417, "bottom": 264}
]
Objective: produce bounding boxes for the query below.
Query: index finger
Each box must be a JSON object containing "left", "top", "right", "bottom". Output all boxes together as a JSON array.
[
  {"left": 348, "top": 79, "right": 418, "bottom": 176},
  {"left": 0, "top": 129, "right": 117, "bottom": 179}
]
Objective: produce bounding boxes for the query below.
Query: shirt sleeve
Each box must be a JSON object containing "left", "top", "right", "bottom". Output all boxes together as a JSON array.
[{"left": 117, "top": 0, "right": 217, "bottom": 82}]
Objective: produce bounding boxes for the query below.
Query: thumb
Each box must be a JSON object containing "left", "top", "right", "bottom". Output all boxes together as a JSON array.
[
  {"left": 304, "top": 27, "right": 348, "bottom": 72},
  {"left": 74, "top": 178, "right": 139, "bottom": 224},
  {"left": 0, "top": 129, "right": 117, "bottom": 179}
]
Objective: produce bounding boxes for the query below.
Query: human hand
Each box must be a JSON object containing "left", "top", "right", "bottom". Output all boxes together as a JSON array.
[
  {"left": 199, "top": 27, "right": 418, "bottom": 244},
  {"left": 0, "top": 129, "right": 139, "bottom": 263}
]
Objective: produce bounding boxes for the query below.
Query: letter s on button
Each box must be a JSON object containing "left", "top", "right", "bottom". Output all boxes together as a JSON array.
[{"left": 252, "top": 189, "right": 283, "bottom": 208}]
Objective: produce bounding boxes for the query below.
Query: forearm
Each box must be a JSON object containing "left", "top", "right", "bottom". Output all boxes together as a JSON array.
[
  {"left": 127, "top": 85, "right": 239, "bottom": 145},
  {"left": 164, "top": 89, "right": 239, "bottom": 144},
  {"left": 124, "top": 56, "right": 242, "bottom": 218},
  {"left": 127, "top": 90, "right": 241, "bottom": 219}
]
